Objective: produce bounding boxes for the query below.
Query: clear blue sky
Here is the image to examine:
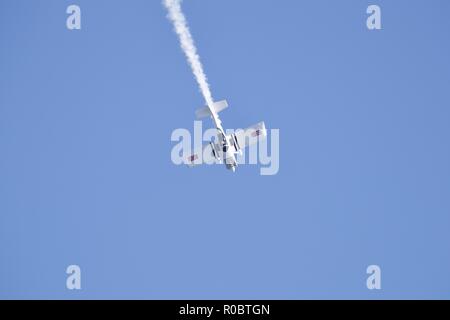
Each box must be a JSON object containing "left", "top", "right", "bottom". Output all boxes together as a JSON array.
[{"left": 1, "top": 0, "right": 450, "bottom": 299}]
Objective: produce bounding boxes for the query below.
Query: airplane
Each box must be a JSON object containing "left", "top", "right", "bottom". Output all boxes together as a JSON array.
[{"left": 186, "top": 99, "right": 266, "bottom": 172}]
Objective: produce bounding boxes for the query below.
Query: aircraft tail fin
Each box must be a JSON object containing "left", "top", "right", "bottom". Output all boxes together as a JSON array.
[{"left": 195, "top": 100, "right": 229, "bottom": 119}]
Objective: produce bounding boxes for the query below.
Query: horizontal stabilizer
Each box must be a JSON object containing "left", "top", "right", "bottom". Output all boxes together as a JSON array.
[{"left": 195, "top": 100, "right": 229, "bottom": 119}]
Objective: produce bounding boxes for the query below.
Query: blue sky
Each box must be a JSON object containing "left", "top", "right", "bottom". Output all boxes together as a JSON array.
[{"left": 1, "top": 0, "right": 450, "bottom": 299}]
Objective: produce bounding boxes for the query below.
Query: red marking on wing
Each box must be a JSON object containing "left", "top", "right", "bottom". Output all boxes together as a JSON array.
[
  {"left": 188, "top": 154, "right": 198, "bottom": 162},
  {"left": 251, "top": 129, "right": 262, "bottom": 137}
]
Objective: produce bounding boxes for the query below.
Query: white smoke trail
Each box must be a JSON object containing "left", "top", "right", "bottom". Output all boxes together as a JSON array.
[{"left": 163, "top": 0, "right": 214, "bottom": 108}]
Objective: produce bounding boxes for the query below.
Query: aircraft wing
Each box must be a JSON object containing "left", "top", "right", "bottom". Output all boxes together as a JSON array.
[
  {"left": 185, "top": 142, "right": 219, "bottom": 167},
  {"left": 234, "top": 121, "right": 267, "bottom": 150}
]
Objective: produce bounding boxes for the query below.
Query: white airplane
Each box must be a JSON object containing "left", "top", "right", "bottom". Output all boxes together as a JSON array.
[{"left": 186, "top": 99, "right": 266, "bottom": 172}]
